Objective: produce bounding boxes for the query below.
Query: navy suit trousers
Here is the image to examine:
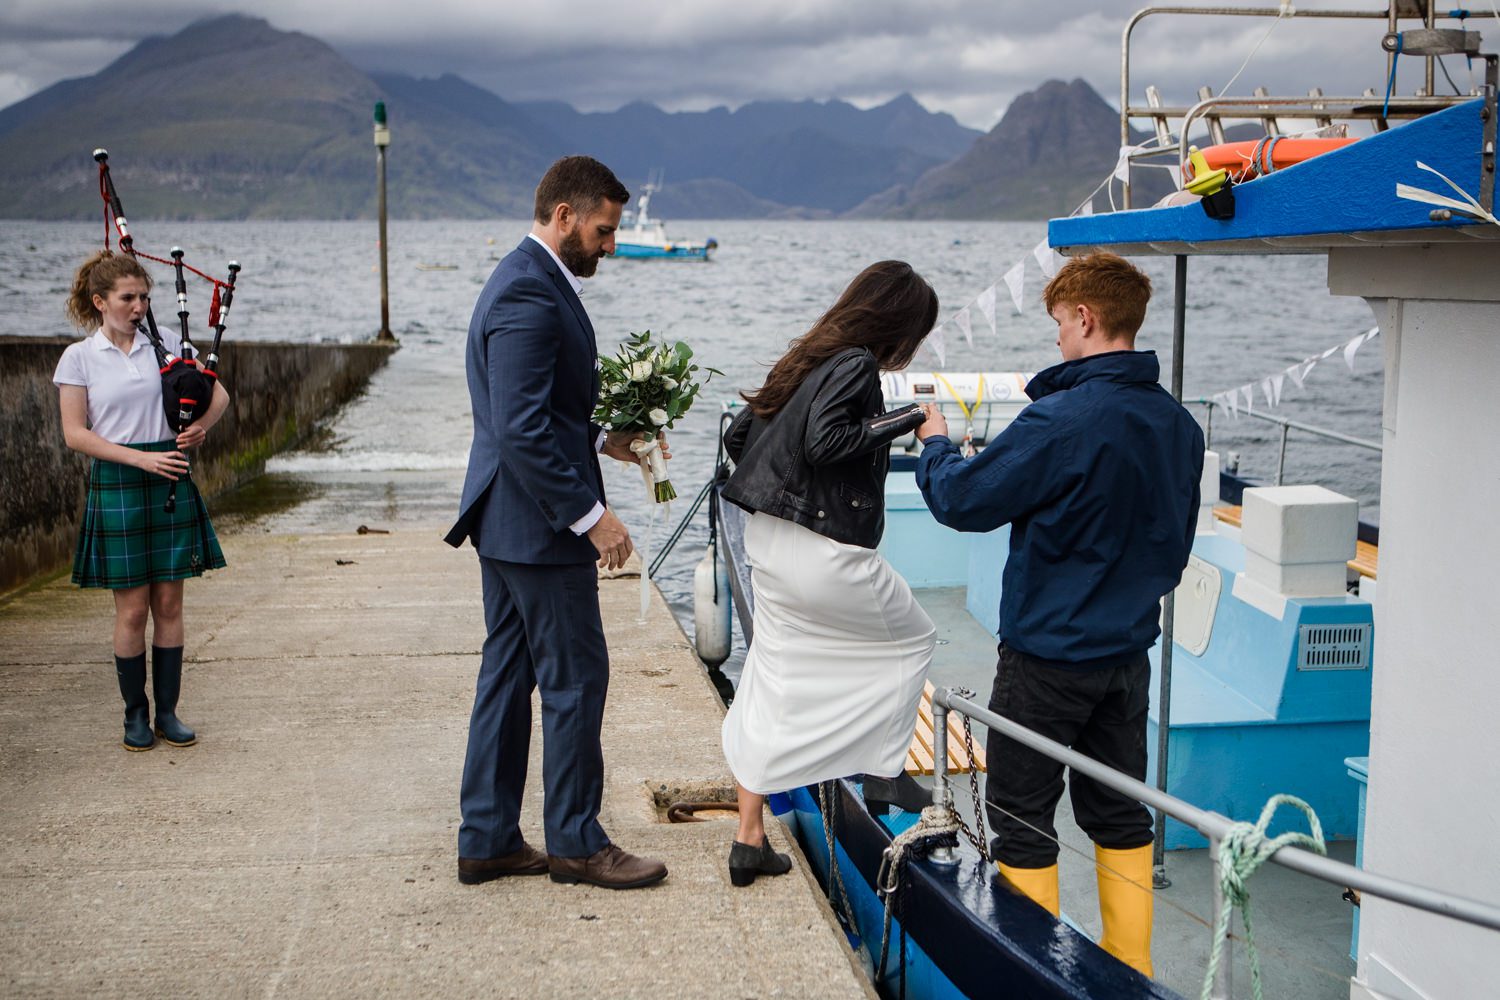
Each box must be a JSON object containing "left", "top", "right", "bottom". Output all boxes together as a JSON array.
[{"left": 458, "top": 556, "right": 611, "bottom": 860}]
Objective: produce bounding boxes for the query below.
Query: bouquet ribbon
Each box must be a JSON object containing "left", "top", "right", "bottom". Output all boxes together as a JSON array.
[
  {"left": 629, "top": 435, "right": 669, "bottom": 620},
  {"left": 630, "top": 434, "right": 673, "bottom": 502}
]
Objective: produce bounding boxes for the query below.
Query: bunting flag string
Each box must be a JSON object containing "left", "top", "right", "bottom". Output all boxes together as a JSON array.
[
  {"left": 953, "top": 306, "right": 973, "bottom": 347},
  {"left": 921, "top": 134, "right": 1177, "bottom": 357},
  {"left": 1208, "top": 327, "right": 1379, "bottom": 420},
  {"left": 922, "top": 324, "right": 947, "bottom": 366},
  {"left": 1002, "top": 260, "right": 1025, "bottom": 315},
  {"left": 974, "top": 285, "right": 997, "bottom": 338}
]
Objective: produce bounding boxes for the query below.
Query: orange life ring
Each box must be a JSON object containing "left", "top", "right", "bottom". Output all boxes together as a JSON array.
[{"left": 1186, "top": 136, "right": 1360, "bottom": 183}]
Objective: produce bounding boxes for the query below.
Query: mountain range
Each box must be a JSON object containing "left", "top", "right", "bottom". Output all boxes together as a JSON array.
[{"left": 0, "top": 14, "right": 1167, "bottom": 221}]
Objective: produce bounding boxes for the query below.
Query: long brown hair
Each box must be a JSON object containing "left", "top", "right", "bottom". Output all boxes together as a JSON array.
[
  {"left": 66, "top": 250, "right": 152, "bottom": 330},
  {"left": 743, "top": 260, "right": 938, "bottom": 419}
]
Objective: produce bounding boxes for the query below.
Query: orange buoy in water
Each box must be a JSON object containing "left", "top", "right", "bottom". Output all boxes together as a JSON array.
[{"left": 1186, "top": 136, "right": 1360, "bottom": 184}]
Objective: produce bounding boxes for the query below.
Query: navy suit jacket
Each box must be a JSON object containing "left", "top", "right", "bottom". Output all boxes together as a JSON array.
[{"left": 445, "top": 238, "right": 605, "bottom": 564}]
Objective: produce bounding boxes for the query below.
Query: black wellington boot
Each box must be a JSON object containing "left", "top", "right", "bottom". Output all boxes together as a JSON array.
[
  {"left": 151, "top": 645, "right": 197, "bottom": 747},
  {"left": 114, "top": 653, "right": 154, "bottom": 751}
]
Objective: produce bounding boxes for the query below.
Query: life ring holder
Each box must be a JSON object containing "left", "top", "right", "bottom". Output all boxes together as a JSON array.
[{"left": 1186, "top": 136, "right": 1360, "bottom": 184}]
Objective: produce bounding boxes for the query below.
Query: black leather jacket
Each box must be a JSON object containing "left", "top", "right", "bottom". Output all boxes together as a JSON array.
[{"left": 721, "top": 347, "right": 925, "bottom": 548}]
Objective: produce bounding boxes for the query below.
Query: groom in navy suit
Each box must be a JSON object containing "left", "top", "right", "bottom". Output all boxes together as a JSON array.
[{"left": 445, "top": 156, "right": 667, "bottom": 890}]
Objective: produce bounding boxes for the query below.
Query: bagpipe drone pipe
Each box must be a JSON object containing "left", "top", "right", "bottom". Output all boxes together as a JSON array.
[{"left": 94, "top": 149, "right": 242, "bottom": 512}]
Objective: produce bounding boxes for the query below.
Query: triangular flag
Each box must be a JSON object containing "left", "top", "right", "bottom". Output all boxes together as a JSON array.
[
  {"left": 1260, "top": 378, "right": 1276, "bottom": 409},
  {"left": 975, "top": 285, "right": 997, "bottom": 338},
  {"left": 1271, "top": 372, "right": 1286, "bottom": 407},
  {"left": 1076, "top": 200, "right": 1095, "bottom": 217},
  {"left": 1321, "top": 345, "right": 1340, "bottom": 360},
  {"left": 1033, "top": 239, "right": 1059, "bottom": 278},
  {"left": 1114, "top": 145, "right": 1139, "bottom": 183},
  {"left": 1343, "top": 332, "right": 1364, "bottom": 371},
  {"left": 1241, "top": 384, "right": 1255, "bottom": 415},
  {"left": 1003, "top": 260, "right": 1025, "bottom": 314},
  {"left": 1287, "top": 359, "right": 1311, "bottom": 389},
  {"left": 1223, "top": 391, "right": 1239, "bottom": 419},
  {"left": 924, "top": 326, "right": 947, "bottom": 367},
  {"left": 954, "top": 306, "right": 973, "bottom": 347}
]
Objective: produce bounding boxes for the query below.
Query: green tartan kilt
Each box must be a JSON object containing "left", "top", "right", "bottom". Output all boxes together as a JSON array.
[{"left": 73, "top": 441, "right": 227, "bottom": 590}]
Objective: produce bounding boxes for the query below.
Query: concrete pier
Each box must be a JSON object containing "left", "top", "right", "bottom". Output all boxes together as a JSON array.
[{"left": 0, "top": 525, "right": 873, "bottom": 999}]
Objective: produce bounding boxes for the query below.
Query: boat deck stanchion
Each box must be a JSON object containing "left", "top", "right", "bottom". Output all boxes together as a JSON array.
[{"left": 929, "top": 696, "right": 960, "bottom": 866}]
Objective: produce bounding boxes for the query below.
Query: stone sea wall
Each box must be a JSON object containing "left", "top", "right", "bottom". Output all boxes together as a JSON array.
[{"left": 0, "top": 336, "right": 396, "bottom": 594}]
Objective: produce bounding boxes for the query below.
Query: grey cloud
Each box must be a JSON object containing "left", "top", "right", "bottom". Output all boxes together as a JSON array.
[{"left": 0, "top": 2, "right": 1481, "bottom": 129}]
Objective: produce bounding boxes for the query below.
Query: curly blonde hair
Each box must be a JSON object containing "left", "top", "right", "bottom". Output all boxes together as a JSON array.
[{"left": 66, "top": 250, "right": 152, "bottom": 330}]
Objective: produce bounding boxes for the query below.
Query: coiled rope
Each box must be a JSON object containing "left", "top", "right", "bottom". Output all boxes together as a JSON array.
[
  {"left": 1200, "top": 794, "right": 1327, "bottom": 1000},
  {"left": 876, "top": 805, "right": 961, "bottom": 1000}
]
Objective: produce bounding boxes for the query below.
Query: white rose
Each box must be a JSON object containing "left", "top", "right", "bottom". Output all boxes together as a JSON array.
[
  {"left": 629, "top": 361, "right": 652, "bottom": 382},
  {"left": 649, "top": 408, "right": 669, "bottom": 426},
  {"left": 660, "top": 375, "right": 678, "bottom": 390}
]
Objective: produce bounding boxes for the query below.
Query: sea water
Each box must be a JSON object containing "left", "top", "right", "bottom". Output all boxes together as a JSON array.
[{"left": 2, "top": 220, "right": 1383, "bottom": 681}]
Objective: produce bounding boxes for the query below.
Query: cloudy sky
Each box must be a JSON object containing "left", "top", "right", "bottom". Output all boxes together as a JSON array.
[{"left": 0, "top": 1, "right": 1477, "bottom": 128}]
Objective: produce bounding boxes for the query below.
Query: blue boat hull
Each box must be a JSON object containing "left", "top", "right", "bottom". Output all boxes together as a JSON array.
[
  {"left": 613, "top": 243, "right": 712, "bottom": 260},
  {"left": 774, "top": 780, "right": 1182, "bottom": 999}
]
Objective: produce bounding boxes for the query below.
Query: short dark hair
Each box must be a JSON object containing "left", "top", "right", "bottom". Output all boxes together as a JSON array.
[
  {"left": 1042, "top": 251, "right": 1152, "bottom": 338},
  {"left": 533, "top": 156, "right": 630, "bottom": 223}
]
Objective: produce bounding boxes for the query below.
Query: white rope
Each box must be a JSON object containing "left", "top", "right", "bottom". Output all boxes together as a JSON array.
[{"left": 1218, "top": 4, "right": 1293, "bottom": 99}]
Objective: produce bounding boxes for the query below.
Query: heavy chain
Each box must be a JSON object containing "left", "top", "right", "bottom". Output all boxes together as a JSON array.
[{"left": 962, "top": 711, "right": 991, "bottom": 862}]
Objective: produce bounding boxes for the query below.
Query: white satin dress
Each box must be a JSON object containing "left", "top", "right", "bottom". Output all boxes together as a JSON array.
[{"left": 722, "top": 510, "right": 936, "bottom": 795}]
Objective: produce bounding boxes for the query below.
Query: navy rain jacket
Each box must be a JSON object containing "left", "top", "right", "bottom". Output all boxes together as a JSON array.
[{"left": 916, "top": 350, "right": 1204, "bottom": 668}]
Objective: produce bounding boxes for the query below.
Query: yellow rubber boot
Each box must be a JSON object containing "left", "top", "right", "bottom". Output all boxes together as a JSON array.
[
  {"left": 1094, "top": 843, "right": 1155, "bottom": 978},
  {"left": 995, "top": 861, "right": 1060, "bottom": 917}
]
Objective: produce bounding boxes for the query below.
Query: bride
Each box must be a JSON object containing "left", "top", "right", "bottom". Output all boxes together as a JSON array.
[{"left": 719, "top": 259, "right": 938, "bottom": 886}]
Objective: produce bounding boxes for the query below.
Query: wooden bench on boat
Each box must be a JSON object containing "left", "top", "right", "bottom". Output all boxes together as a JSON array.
[
  {"left": 1213, "top": 504, "right": 1378, "bottom": 579},
  {"left": 907, "top": 681, "right": 988, "bottom": 775}
]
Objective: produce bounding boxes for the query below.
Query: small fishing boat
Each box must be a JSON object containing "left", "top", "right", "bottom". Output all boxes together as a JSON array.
[
  {"left": 695, "top": 6, "right": 1500, "bottom": 997},
  {"left": 614, "top": 178, "right": 717, "bottom": 261}
]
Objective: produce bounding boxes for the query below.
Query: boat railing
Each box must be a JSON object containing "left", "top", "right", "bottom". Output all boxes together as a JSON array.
[
  {"left": 926, "top": 686, "right": 1500, "bottom": 998},
  {"left": 1119, "top": 4, "right": 1500, "bottom": 208},
  {"left": 1190, "top": 396, "right": 1382, "bottom": 485}
]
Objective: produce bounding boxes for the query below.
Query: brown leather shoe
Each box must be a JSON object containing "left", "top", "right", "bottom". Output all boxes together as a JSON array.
[
  {"left": 457, "top": 842, "right": 549, "bottom": 884},
  {"left": 548, "top": 844, "right": 668, "bottom": 889}
]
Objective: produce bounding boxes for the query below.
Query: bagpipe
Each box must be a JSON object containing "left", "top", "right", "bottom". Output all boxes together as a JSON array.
[{"left": 94, "top": 149, "right": 242, "bottom": 511}]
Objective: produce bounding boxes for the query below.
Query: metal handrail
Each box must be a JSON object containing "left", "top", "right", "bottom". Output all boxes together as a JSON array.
[
  {"left": 927, "top": 687, "right": 1500, "bottom": 997},
  {"left": 1119, "top": 4, "right": 1500, "bottom": 207},
  {"left": 1172, "top": 93, "right": 1476, "bottom": 181},
  {"left": 1190, "top": 396, "right": 1381, "bottom": 486}
]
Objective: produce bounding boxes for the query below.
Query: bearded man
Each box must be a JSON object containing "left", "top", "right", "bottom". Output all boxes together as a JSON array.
[{"left": 445, "top": 156, "right": 667, "bottom": 890}]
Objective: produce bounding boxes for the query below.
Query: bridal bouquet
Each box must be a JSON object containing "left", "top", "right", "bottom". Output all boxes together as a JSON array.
[{"left": 594, "top": 330, "right": 721, "bottom": 502}]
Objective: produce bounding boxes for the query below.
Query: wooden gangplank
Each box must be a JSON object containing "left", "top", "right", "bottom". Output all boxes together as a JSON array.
[
  {"left": 1212, "top": 504, "right": 1378, "bottom": 580},
  {"left": 906, "top": 681, "right": 988, "bottom": 776}
]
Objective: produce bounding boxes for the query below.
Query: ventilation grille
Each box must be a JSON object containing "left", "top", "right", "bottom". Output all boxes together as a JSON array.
[{"left": 1297, "top": 623, "right": 1372, "bottom": 670}]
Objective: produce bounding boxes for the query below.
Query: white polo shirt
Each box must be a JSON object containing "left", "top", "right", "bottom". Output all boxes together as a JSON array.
[{"left": 53, "top": 328, "right": 181, "bottom": 444}]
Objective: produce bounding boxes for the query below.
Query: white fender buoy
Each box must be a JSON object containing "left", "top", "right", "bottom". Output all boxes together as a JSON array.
[{"left": 694, "top": 543, "right": 732, "bottom": 667}]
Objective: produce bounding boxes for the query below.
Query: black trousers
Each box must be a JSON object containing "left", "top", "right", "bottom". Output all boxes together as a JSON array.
[{"left": 984, "top": 645, "right": 1154, "bottom": 868}]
